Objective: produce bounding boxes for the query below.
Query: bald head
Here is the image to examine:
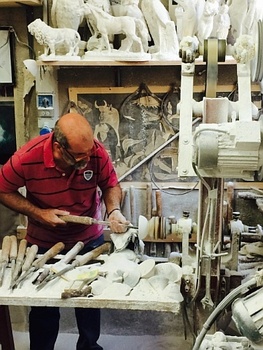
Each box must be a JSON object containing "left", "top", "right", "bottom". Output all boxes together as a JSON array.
[{"left": 54, "top": 113, "right": 94, "bottom": 151}]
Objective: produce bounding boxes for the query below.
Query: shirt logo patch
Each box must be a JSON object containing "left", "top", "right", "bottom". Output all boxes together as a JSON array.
[{"left": 83, "top": 170, "right": 93, "bottom": 181}]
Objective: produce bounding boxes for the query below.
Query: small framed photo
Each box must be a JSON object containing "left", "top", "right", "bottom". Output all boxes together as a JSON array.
[{"left": 37, "top": 94, "right": 54, "bottom": 109}]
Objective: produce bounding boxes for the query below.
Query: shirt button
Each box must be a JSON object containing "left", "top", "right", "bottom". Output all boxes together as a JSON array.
[{"left": 62, "top": 173, "right": 66, "bottom": 176}]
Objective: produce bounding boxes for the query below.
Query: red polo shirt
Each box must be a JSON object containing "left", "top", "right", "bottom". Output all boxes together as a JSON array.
[{"left": 0, "top": 133, "right": 119, "bottom": 249}]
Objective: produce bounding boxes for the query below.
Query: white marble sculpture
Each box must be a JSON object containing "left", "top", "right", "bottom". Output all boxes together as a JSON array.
[
  {"left": 83, "top": 3, "right": 151, "bottom": 60},
  {"left": 140, "top": 0, "right": 179, "bottom": 59},
  {"left": 197, "top": 0, "right": 219, "bottom": 46},
  {"left": 28, "top": 18, "right": 81, "bottom": 59},
  {"left": 51, "top": 0, "right": 85, "bottom": 31},
  {"left": 211, "top": 3, "right": 230, "bottom": 40},
  {"left": 243, "top": 0, "right": 263, "bottom": 35},
  {"left": 175, "top": 0, "right": 205, "bottom": 38},
  {"left": 111, "top": 0, "right": 150, "bottom": 53},
  {"left": 228, "top": 0, "right": 248, "bottom": 43}
]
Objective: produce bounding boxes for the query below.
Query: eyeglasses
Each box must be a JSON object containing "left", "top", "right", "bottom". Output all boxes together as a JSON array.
[{"left": 59, "top": 143, "right": 96, "bottom": 163}]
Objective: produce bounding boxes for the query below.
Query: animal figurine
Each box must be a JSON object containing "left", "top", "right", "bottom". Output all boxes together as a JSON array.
[
  {"left": 28, "top": 18, "right": 81, "bottom": 57},
  {"left": 83, "top": 3, "right": 145, "bottom": 53}
]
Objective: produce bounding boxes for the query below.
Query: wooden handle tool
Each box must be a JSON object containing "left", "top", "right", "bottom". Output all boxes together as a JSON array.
[
  {"left": 74, "top": 242, "right": 111, "bottom": 267},
  {"left": 0, "top": 236, "right": 11, "bottom": 286},
  {"left": 59, "top": 215, "right": 138, "bottom": 230},
  {"left": 9, "top": 235, "right": 18, "bottom": 279},
  {"left": 32, "top": 242, "right": 65, "bottom": 269},
  {"left": 10, "top": 238, "right": 27, "bottom": 287}
]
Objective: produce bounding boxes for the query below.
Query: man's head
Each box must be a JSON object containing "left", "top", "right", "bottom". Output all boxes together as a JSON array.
[{"left": 53, "top": 113, "right": 95, "bottom": 170}]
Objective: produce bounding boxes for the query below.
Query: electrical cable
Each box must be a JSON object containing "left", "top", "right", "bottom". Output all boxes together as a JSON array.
[
  {"left": 192, "top": 276, "right": 259, "bottom": 350},
  {"left": 149, "top": 148, "right": 199, "bottom": 196},
  {"left": 9, "top": 26, "right": 36, "bottom": 60}
]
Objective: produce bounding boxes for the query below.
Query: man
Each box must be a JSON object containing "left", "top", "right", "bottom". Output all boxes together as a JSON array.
[{"left": 0, "top": 113, "right": 128, "bottom": 350}]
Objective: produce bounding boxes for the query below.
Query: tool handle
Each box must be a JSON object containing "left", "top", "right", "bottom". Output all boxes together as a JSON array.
[
  {"left": 59, "top": 215, "right": 93, "bottom": 225},
  {"left": 73, "top": 242, "right": 111, "bottom": 267},
  {"left": 22, "top": 244, "right": 38, "bottom": 272},
  {"left": 60, "top": 241, "right": 84, "bottom": 264},
  {"left": 9, "top": 235, "right": 18, "bottom": 260},
  {"left": 1, "top": 236, "right": 11, "bottom": 262},
  {"left": 33, "top": 242, "right": 65, "bottom": 269},
  {"left": 16, "top": 239, "right": 27, "bottom": 262}
]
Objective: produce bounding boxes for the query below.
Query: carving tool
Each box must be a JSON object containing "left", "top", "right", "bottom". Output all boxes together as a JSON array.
[
  {"left": 11, "top": 242, "right": 65, "bottom": 289},
  {"left": 9, "top": 235, "right": 18, "bottom": 280},
  {"left": 10, "top": 244, "right": 39, "bottom": 289},
  {"left": 36, "top": 242, "right": 111, "bottom": 290},
  {"left": 10, "top": 238, "right": 27, "bottom": 288},
  {"left": 59, "top": 214, "right": 138, "bottom": 230},
  {"left": 0, "top": 235, "right": 11, "bottom": 287},
  {"left": 33, "top": 241, "right": 84, "bottom": 286}
]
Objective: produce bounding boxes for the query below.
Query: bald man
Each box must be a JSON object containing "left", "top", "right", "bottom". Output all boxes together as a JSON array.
[{"left": 0, "top": 113, "right": 128, "bottom": 350}]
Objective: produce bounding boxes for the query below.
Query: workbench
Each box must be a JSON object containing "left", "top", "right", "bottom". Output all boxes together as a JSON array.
[{"left": 0, "top": 261, "right": 181, "bottom": 350}]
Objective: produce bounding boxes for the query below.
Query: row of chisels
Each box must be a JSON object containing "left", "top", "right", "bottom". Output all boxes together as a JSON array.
[{"left": 0, "top": 235, "right": 111, "bottom": 291}]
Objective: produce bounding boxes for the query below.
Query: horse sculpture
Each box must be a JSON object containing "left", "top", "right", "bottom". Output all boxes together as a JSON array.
[{"left": 83, "top": 3, "right": 145, "bottom": 53}]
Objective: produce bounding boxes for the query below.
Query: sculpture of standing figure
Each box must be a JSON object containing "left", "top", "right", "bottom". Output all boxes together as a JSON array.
[
  {"left": 211, "top": 3, "right": 230, "bottom": 40},
  {"left": 197, "top": 0, "right": 219, "bottom": 46},
  {"left": 175, "top": 0, "right": 205, "bottom": 38},
  {"left": 228, "top": 0, "right": 248, "bottom": 43},
  {"left": 51, "top": 0, "right": 85, "bottom": 30},
  {"left": 141, "top": 0, "right": 179, "bottom": 59}
]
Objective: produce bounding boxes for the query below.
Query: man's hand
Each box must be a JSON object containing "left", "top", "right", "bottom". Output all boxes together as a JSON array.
[
  {"left": 33, "top": 209, "right": 70, "bottom": 227},
  {"left": 108, "top": 209, "right": 130, "bottom": 233}
]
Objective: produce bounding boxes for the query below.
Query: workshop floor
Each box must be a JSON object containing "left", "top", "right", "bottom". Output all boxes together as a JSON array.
[
  {"left": 11, "top": 307, "right": 194, "bottom": 350},
  {"left": 13, "top": 332, "right": 189, "bottom": 350}
]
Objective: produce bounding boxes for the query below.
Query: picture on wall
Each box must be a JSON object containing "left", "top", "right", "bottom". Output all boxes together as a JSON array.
[
  {"left": 68, "top": 85, "right": 178, "bottom": 181},
  {"left": 0, "top": 28, "right": 14, "bottom": 85},
  {"left": 0, "top": 102, "right": 16, "bottom": 165}
]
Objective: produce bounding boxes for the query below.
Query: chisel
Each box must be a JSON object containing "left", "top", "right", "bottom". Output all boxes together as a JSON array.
[
  {"left": 34, "top": 241, "right": 84, "bottom": 286},
  {"left": 11, "top": 242, "right": 65, "bottom": 289},
  {"left": 0, "top": 236, "right": 11, "bottom": 287},
  {"left": 10, "top": 244, "right": 39, "bottom": 289},
  {"left": 10, "top": 238, "right": 27, "bottom": 288},
  {"left": 59, "top": 214, "right": 138, "bottom": 229},
  {"left": 36, "top": 242, "right": 111, "bottom": 290},
  {"left": 9, "top": 235, "right": 18, "bottom": 280}
]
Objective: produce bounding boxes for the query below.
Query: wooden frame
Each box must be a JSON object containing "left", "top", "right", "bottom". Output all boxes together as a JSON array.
[
  {"left": 0, "top": 28, "right": 14, "bottom": 85},
  {"left": 0, "top": 102, "right": 16, "bottom": 164},
  {"left": 68, "top": 86, "right": 179, "bottom": 181}
]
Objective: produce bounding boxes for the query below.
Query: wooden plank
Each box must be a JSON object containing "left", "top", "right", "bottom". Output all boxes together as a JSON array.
[
  {"left": 37, "top": 56, "right": 237, "bottom": 67},
  {"left": 0, "top": 0, "right": 42, "bottom": 6}
]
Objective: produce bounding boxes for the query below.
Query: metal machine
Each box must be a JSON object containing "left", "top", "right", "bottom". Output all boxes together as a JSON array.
[{"left": 177, "top": 20, "right": 263, "bottom": 349}]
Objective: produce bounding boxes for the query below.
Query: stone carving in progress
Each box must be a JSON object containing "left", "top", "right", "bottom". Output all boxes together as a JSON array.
[{"left": 28, "top": 18, "right": 81, "bottom": 58}]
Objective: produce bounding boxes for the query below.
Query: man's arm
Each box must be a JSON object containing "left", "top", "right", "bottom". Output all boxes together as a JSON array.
[
  {"left": 0, "top": 191, "right": 69, "bottom": 227},
  {"left": 102, "top": 184, "right": 129, "bottom": 233}
]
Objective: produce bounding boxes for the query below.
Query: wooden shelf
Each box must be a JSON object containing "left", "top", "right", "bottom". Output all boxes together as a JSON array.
[
  {"left": 0, "top": 0, "right": 42, "bottom": 6},
  {"left": 37, "top": 56, "right": 237, "bottom": 67},
  {"left": 143, "top": 233, "right": 197, "bottom": 243}
]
